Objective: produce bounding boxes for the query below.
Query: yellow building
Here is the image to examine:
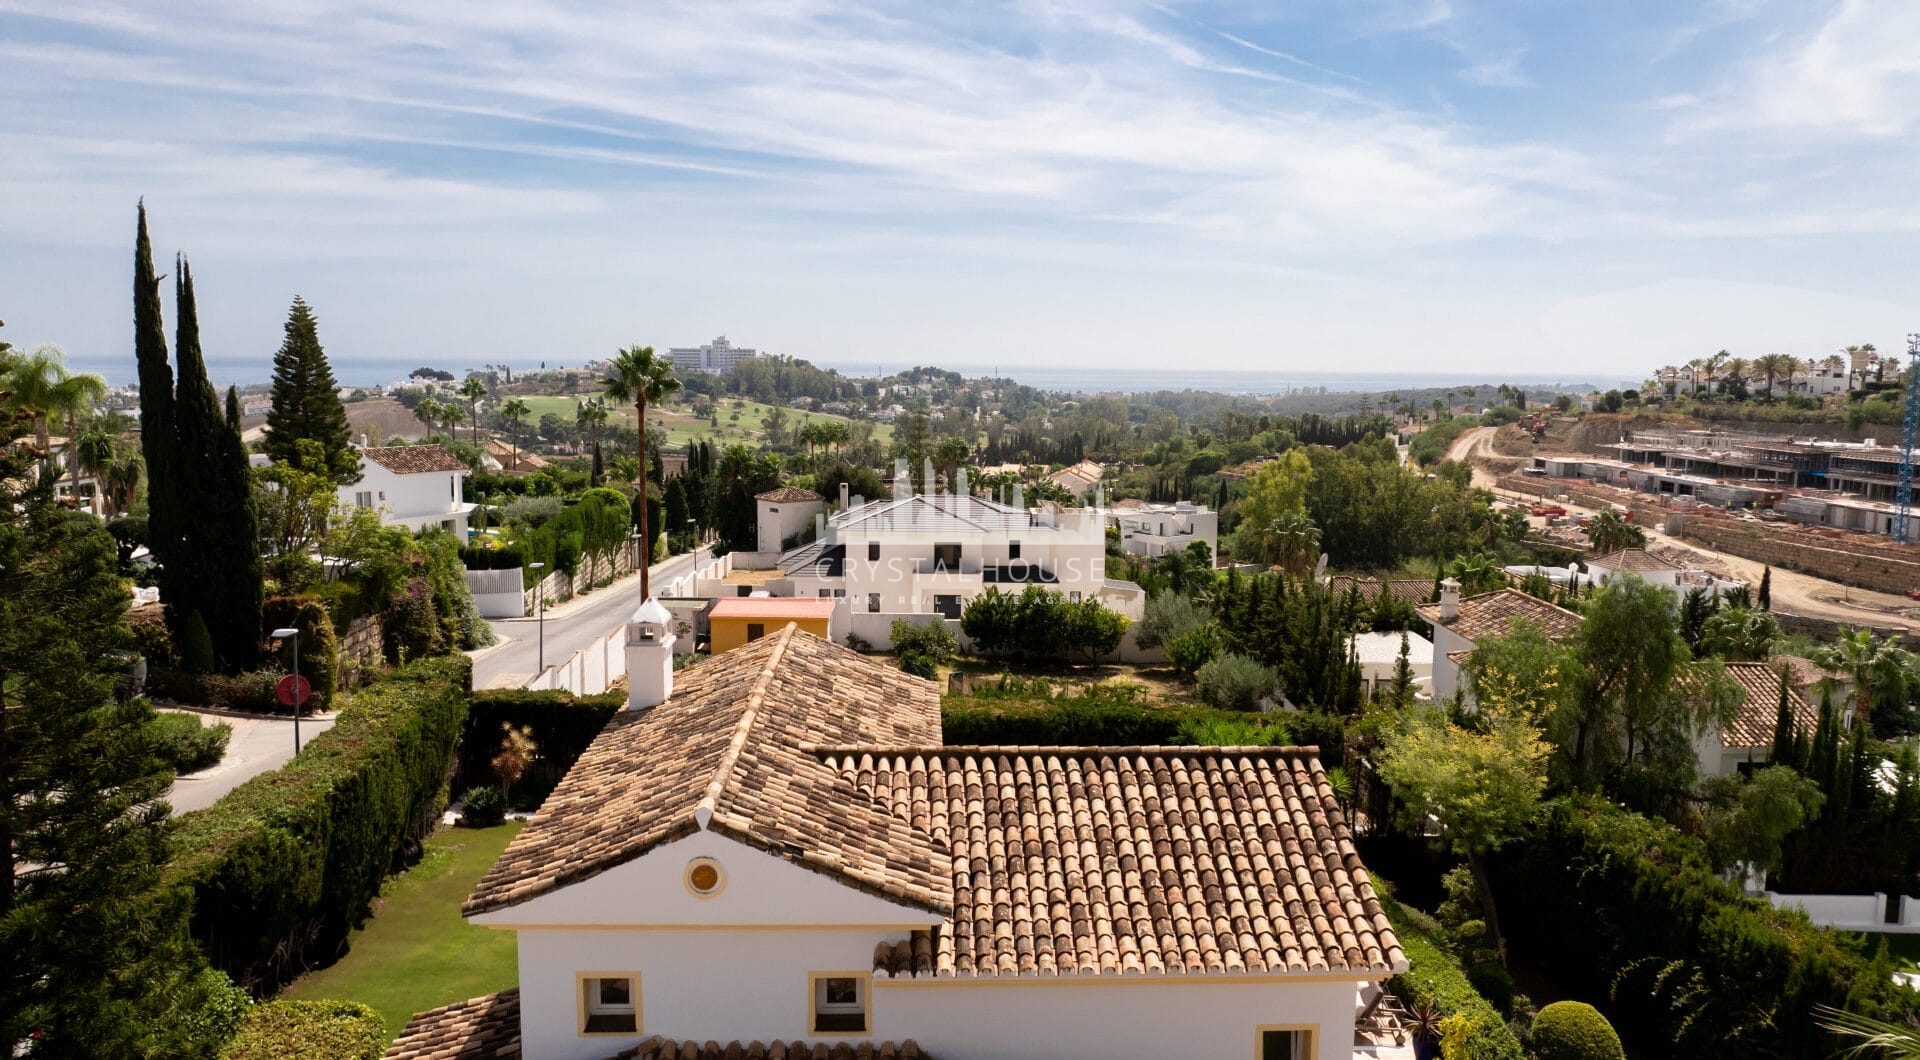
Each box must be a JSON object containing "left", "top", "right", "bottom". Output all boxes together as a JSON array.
[{"left": 707, "top": 597, "right": 837, "bottom": 655}]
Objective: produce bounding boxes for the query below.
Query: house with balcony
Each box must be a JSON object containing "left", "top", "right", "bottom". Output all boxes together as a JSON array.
[
  {"left": 338, "top": 444, "right": 476, "bottom": 536},
  {"left": 387, "top": 622, "right": 1404, "bottom": 1060},
  {"left": 1109, "top": 499, "right": 1217, "bottom": 564},
  {"left": 775, "top": 482, "right": 1131, "bottom": 643}
]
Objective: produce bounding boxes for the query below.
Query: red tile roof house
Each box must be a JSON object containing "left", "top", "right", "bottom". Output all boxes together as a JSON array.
[
  {"left": 388, "top": 622, "right": 1404, "bottom": 1060},
  {"left": 1415, "top": 580, "right": 1583, "bottom": 705},
  {"left": 338, "top": 444, "right": 477, "bottom": 536}
]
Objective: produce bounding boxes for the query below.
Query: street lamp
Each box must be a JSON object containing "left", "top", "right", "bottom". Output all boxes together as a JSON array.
[
  {"left": 528, "top": 562, "right": 546, "bottom": 672},
  {"left": 629, "top": 529, "right": 644, "bottom": 601},
  {"left": 270, "top": 627, "right": 302, "bottom": 755}
]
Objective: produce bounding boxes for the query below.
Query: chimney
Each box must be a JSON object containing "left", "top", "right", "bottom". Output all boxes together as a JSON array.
[
  {"left": 1439, "top": 578, "right": 1461, "bottom": 622},
  {"left": 839, "top": 481, "right": 850, "bottom": 510},
  {"left": 625, "top": 598, "right": 676, "bottom": 711}
]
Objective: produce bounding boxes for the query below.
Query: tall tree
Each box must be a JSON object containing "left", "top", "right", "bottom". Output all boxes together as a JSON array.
[
  {"left": 0, "top": 454, "right": 238, "bottom": 1056},
  {"left": 576, "top": 401, "right": 607, "bottom": 485},
  {"left": 133, "top": 203, "right": 183, "bottom": 625},
  {"left": 458, "top": 375, "right": 487, "bottom": 447},
  {"left": 263, "top": 297, "right": 359, "bottom": 484},
  {"left": 602, "top": 345, "right": 682, "bottom": 598},
  {"left": 3, "top": 346, "right": 106, "bottom": 489},
  {"left": 501, "top": 397, "right": 529, "bottom": 468}
]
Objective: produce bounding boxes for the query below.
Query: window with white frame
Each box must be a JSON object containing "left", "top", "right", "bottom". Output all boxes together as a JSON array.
[
  {"left": 579, "top": 973, "right": 639, "bottom": 1035},
  {"left": 355, "top": 491, "right": 373, "bottom": 508},
  {"left": 808, "top": 973, "right": 869, "bottom": 1035},
  {"left": 1256, "top": 1025, "right": 1315, "bottom": 1060}
]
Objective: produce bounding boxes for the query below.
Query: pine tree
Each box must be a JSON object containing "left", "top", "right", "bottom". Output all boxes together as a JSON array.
[
  {"left": 0, "top": 462, "right": 239, "bottom": 1056},
  {"left": 1391, "top": 632, "right": 1417, "bottom": 707},
  {"left": 264, "top": 297, "right": 359, "bottom": 484},
  {"left": 172, "top": 259, "right": 263, "bottom": 671}
]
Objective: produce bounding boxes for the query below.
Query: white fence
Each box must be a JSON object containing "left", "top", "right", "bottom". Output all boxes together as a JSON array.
[
  {"left": 523, "top": 624, "right": 627, "bottom": 696},
  {"left": 1765, "top": 891, "right": 1920, "bottom": 933},
  {"left": 464, "top": 568, "right": 526, "bottom": 619}
]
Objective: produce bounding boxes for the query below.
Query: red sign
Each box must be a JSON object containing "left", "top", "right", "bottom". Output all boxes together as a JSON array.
[{"left": 276, "top": 674, "right": 312, "bottom": 709}]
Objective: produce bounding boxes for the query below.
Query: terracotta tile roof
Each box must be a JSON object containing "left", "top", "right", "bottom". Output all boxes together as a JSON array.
[
  {"left": 362, "top": 444, "right": 468, "bottom": 475},
  {"left": 1719, "top": 661, "right": 1817, "bottom": 749},
  {"left": 1769, "top": 654, "right": 1846, "bottom": 691},
  {"left": 1415, "top": 589, "right": 1582, "bottom": 642},
  {"left": 1588, "top": 548, "right": 1680, "bottom": 573},
  {"left": 827, "top": 745, "right": 1404, "bottom": 980},
  {"left": 755, "top": 486, "right": 824, "bottom": 503},
  {"left": 464, "top": 627, "right": 948, "bottom": 917},
  {"left": 1327, "top": 576, "right": 1435, "bottom": 605},
  {"left": 384, "top": 989, "right": 519, "bottom": 1059},
  {"left": 611, "top": 1039, "right": 934, "bottom": 1060},
  {"left": 709, "top": 597, "right": 838, "bottom": 621},
  {"left": 1445, "top": 649, "right": 1472, "bottom": 667},
  {"left": 482, "top": 438, "right": 548, "bottom": 471}
]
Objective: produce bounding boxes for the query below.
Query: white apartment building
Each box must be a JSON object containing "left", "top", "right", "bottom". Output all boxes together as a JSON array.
[
  {"left": 665, "top": 335, "right": 758, "bottom": 375},
  {"left": 1109, "top": 499, "right": 1217, "bottom": 564},
  {"left": 776, "top": 483, "right": 1122, "bottom": 624},
  {"left": 338, "top": 444, "right": 476, "bottom": 536}
]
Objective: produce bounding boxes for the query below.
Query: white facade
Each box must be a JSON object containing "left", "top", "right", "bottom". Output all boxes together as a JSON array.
[
  {"left": 337, "top": 446, "right": 476, "bottom": 536},
  {"left": 756, "top": 491, "right": 825, "bottom": 553},
  {"left": 478, "top": 827, "right": 1363, "bottom": 1060},
  {"left": 1111, "top": 501, "right": 1217, "bottom": 564},
  {"left": 781, "top": 493, "right": 1116, "bottom": 622},
  {"left": 1349, "top": 630, "right": 1433, "bottom": 699},
  {"left": 666, "top": 335, "right": 758, "bottom": 375}
]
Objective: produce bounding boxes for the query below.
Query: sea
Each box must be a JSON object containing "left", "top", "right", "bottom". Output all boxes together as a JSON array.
[{"left": 69, "top": 353, "right": 1605, "bottom": 398}]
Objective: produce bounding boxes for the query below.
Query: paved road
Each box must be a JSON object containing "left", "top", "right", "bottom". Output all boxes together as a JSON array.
[
  {"left": 1449, "top": 424, "right": 1915, "bottom": 631},
  {"left": 165, "top": 709, "right": 337, "bottom": 814},
  {"left": 471, "top": 548, "right": 710, "bottom": 689}
]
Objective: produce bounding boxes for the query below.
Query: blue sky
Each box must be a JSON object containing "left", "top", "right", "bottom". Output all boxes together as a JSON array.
[{"left": 3, "top": 0, "right": 1919, "bottom": 379}]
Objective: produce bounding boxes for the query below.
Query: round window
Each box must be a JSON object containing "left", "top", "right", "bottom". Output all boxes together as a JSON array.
[{"left": 686, "top": 858, "right": 724, "bottom": 896}]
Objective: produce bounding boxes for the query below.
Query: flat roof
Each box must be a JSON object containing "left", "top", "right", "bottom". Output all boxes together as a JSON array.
[{"left": 708, "top": 597, "right": 839, "bottom": 620}]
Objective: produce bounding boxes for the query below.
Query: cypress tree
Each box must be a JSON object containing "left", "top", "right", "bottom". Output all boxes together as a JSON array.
[
  {"left": 1809, "top": 693, "right": 1839, "bottom": 795},
  {"left": 263, "top": 297, "right": 359, "bottom": 484},
  {"left": 1769, "top": 666, "right": 1800, "bottom": 770},
  {"left": 173, "top": 259, "right": 263, "bottom": 671},
  {"left": 1758, "top": 566, "right": 1772, "bottom": 611},
  {"left": 225, "top": 385, "right": 240, "bottom": 432},
  {"left": 591, "top": 439, "right": 603, "bottom": 487},
  {"left": 133, "top": 204, "right": 183, "bottom": 627}
]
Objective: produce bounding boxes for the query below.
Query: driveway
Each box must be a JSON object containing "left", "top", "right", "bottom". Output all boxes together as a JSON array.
[
  {"left": 471, "top": 548, "right": 709, "bottom": 689},
  {"left": 164, "top": 708, "right": 337, "bottom": 814}
]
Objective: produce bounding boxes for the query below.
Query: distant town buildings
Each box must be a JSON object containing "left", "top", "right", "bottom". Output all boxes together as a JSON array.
[{"left": 665, "top": 335, "right": 759, "bottom": 375}]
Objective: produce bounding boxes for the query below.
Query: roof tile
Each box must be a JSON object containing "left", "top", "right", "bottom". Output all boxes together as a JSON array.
[
  {"left": 1416, "top": 588, "right": 1583, "bottom": 642},
  {"left": 363, "top": 444, "right": 469, "bottom": 475}
]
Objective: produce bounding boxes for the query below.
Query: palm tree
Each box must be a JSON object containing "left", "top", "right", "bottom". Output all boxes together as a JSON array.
[
  {"left": 413, "top": 397, "right": 441, "bottom": 441},
  {"left": 443, "top": 404, "right": 466, "bottom": 439},
  {"left": 1816, "top": 1003, "right": 1920, "bottom": 1057},
  {"left": 501, "top": 397, "right": 530, "bottom": 469},
  {"left": 1266, "top": 511, "right": 1320, "bottom": 576},
  {"left": 1588, "top": 509, "right": 1646, "bottom": 554},
  {"left": 458, "top": 375, "right": 487, "bottom": 446},
  {"left": 1780, "top": 355, "right": 1805, "bottom": 397},
  {"left": 75, "top": 429, "right": 117, "bottom": 510},
  {"left": 5, "top": 346, "right": 106, "bottom": 485},
  {"left": 1722, "top": 357, "right": 1748, "bottom": 396},
  {"left": 1757, "top": 353, "right": 1787, "bottom": 400},
  {"left": 602, "top": 345, "right": 682, "bottom": 599},
  {"left": 1684, "top": 357, "right": 1705, "bottom": 396},
  {"left": 1814, "top": 628, "right": 1918, "bottom": 729},
  {"left": 1704, "top": 349, "right": 1728, "bottom": 396},
  {"left": 105, "top": 453, "right": 143, "bottom": 517}
]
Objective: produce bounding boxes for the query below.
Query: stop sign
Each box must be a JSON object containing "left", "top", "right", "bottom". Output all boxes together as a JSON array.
[{"left": 276, "top": 674, "right": 312, "bottom": 709}]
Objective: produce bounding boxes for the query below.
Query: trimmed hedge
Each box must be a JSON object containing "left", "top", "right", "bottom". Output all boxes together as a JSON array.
[
  {"left": 168, "top": 656, "right": 472, "bottom": 993},
  {"left": 153, "top": 711, "right": 232, "bottom": 774},
  {"left": 1493, "top": 796, "right": 1915, "bottom": 1058},
  {"left": 454, "top": 688, "right": 624, "bottom": 806},
  {"left": 1382, "top": 895, "right": 1525, "bottom": 1060},
  {"left": 220, "top": 1000, "right": 385, "bottom": 1060},
  {"left": 1530, "top": 1001, "right": 1624, "bottom": 1060}
]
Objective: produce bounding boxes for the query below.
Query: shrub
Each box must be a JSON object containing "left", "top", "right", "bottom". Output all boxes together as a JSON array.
[
  {"left": 1194, "top": 652, "right": 1279, "bottom": 711},
  {"left": 458, "top": 544, "right": 526, "bottom": 570},
  {"left": 1165, "top": 624, "right": 1223, "bottom": 676},
  {"left": 152, "top": 711, "right": 232, "bottom": 774},
  {"left": 1132, "top": 591, "right": 1212, "bottom": 650},
  {"left": 890, "top": 619, "right": 957, "bottom": 665},
  {"left": 1466, "top": 962, "right": 1517, "bottom": 1019},
  {"left": 167, "top": 656, "right": 471, "bottom": 992},
  {"left": 460, "top": 784, "right": 507, "bottom": 827},
  {"left": 455, "top": 688, "right": 623, "bottom": 805},
  {"left": 897, "top": 651, "right": 938, "bottom": 679},
  {"left": 129, "top": 611, "right": 177, "bottom": 669},
  {"left": 1492, "top": 796, "right": 1918, "bottom": 1057},
  {"left": 220, "top": 1000, "right": 385, "bottom": 1060},
  {"left": 1382, "top": 894, "right": 1525, "bottom": 1060},
  {"left": 1529, "top": 1002, "right": 1623, "bottom": 1060}
]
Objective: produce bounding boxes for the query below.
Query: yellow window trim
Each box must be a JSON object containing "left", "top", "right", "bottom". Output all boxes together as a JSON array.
[
  {"left": 806, "top": 971, "right": 873, "bottom": 1038},
  {"left": 575, "top": 971, "right": 643, "bottom": 1038},
  {"left": 1253, "top": 1023, "right": 1319, "bottom": 1060}
]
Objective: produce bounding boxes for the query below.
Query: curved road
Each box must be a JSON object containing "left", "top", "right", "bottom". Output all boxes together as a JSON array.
[
  {"left": 1446, "top": 425, "right": 1914, "bottom": 632},
  {"left": 471, "top": 548, "right": 710, "bottom": 689}
]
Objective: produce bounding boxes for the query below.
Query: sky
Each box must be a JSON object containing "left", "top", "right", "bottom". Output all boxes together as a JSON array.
[{"left": 4, "top": 0, "right": 1920, "bottom": 381}]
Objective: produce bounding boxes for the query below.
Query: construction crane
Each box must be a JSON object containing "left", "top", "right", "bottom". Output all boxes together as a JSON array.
[{"left": 1899, "top": 333, "right": 1920, "bottom": 543}]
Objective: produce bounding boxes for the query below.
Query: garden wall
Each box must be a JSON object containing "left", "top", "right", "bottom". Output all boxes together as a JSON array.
[
  {"left": 337, "top": 614, "right": 383, "bottom": 669},
  {"left": 1668, "top": 514, "right": 1920, "bottom": 597}
]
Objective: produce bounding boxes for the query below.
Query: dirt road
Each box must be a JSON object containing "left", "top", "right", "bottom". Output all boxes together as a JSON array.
[{"left": 1444, "top": 426, "right": 1913, "bottom": 632}]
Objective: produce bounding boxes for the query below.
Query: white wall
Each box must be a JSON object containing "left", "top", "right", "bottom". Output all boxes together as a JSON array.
[
  {"left": 339, "top": 461, "right": 471, "bottom": 534},
  {"left": 1765, "top": 891, "right": 1887, "bottom": 930},
  {"left": 466, "top": 568, "right": 526, "bottom": 619},
  {"left": 758, "top": 498, "right": 824, "bottom": 553},
  {"left": 1427, "top": 625, "right": 1471, "bottom": 702}
]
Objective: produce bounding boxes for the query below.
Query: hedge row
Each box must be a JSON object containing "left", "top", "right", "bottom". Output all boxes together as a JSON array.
[
  {"left": 454, "top": 688, "right": 624, "bottom": 805},
  {"left": 940, "top": 678, "right": 1347, "bottom": 761},
  {"left": 1381, "top": 896, "right": 1525, "bottom": 1060},
  {"left": 219, "top": 1000, "right": 385, "bottom": 1060},
  {"left": 1492, "top": 796, "right": 1914, "bottom": 1059},
  {"left": 167, "top": 656, "right": 472, "bottom": 993}
]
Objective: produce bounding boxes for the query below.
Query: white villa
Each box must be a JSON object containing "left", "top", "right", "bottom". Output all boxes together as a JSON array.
[
  {"left": 339, "top": 444, "right": 476, "bottom": 536},
  {"left": 387, "top": 620, "right": 1405, "bottom": 1060},
  {"left": 775, "top": 481, "right": 1131, "bottom": 627},
  {"left": 1109, "top": 499, "right": 1218, "bottom": 564},
  {"left": 1694, "top": 661, "right": 1820, "bottom": 778},
  {"left": 756, "top": 486, "right": 825, "bottom": 553},
  {"left": 1415, "top": 580, "right": 1583, "bottom": 703}
]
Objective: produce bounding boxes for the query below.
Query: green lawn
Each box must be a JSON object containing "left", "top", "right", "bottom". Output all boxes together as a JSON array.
[
  {"left": 280, "top": 823, "right": 521, "bottom": 1042},
  {"left": 513, "top": 394, "right": 891, "bottom": 451}
]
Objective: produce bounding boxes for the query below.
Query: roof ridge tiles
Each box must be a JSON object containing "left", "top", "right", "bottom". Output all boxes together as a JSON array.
[
  {"left": 808, "top": 744, "right": 1331, "bottom": 758},
  {"left": 695, "top": 624, "right": 797, "bottom": 828}
]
